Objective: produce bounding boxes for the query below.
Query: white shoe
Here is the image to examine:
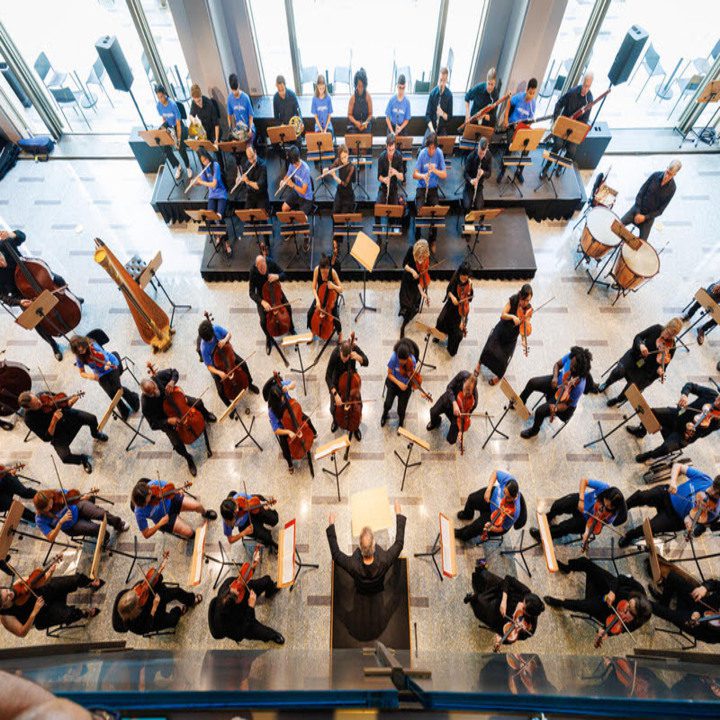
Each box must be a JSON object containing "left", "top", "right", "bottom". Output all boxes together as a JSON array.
[
  {"left": 186, "top": 167, "right": 193, "bottom": 179},
  {"left": 174, "top": 165, "right": 182, "bottom": 180}
]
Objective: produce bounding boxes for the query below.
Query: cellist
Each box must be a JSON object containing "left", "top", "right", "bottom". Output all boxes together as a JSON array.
[
  {"left": 140, "top": 367, "right": 216, "bottom": 477},
  {"left": 326, "top": 336, "right": 369, "bottom": 440},
  {"left": 307, "top": 255, "right": 344, "bottom": 341},
  {"left": 435, "top": 262, "right": 473, "bottom": 357},
  {"left": 220, "top": 490, "right": 279, "bottom": 550},
  {"left": 249, "top": 254, "right": 296, "bottom": 355},
  {"left": 426, "top": 363, "right": 479, "bottom": 446}
]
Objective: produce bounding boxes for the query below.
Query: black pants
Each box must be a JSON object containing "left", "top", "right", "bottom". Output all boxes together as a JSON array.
[
  {"left": 519, "top": 374, "right": 575, "bottom": 434},
  {"left": 415, "top": 186, "right": 440, "bottom": 241},
  {"left": 246, "top": 505, "right": 279, "bottom": 548},
  {"left": 150, "top": 582, "right": 196, "bottom": 633},
  {"left": 684, "top": 299, "right": 716, "bottom": 334},
  {"left": 469, "top": 566, "right": 503, "bottom": 629},
  {"left": 603, "top": 360, "right": 656, "bottom": 403},
  {"left": 554, "top": 557, "right": 617, "bottom": 622},
  {"left": 162, "top": 396, "right": 213, "bottom": 461},
  {"left": 52, "top": 410, "right": 100, "bottom": 465},
  {"left": 462, "top": 182, "right": 485, "bottom": 213},
  {"left": 376, "top": 183, "right": 400, "bottom": 205},
  {"left": 382, "top": 379, "right": 412, "bottom": 426},
  {"left": 620, "top": 205, "right": 653, "bottom": 240},
  {"left": 64, "top": 499, "right": 124, "bottom": 537},
  {"left": 623, "top": 486, "right": 686, "bottom": 542},
  {"left": 163, "top": 124, "right": 190, "bottom": 170},
  {"left": 99, "top": 367, "right": 139, "bottom": 420},
  {"left": 429, "top": 394, "right": 461, "bottom": 444},
  {"left": 0, "top": 474, "right": 36, "bottom": 523},
  {"left": 35, "top": 573, "right": 92, "bottom": 630},
  {"left": 547, "top": 493, "right": 586, "bottom": 539},
  {"left": 242, "top": 575, "right": 281, "bottom": 641},
  {"left": 277, "top": 416, "right": 316, "bottom": 468},
  {"left": 457, "top": 488, "right": 496, "bottom": 541}
]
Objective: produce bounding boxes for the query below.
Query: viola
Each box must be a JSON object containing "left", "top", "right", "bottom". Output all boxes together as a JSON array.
[
  {"left": 10, "top": 553, "right": 64, "bottom": 606},
  {"left": 147, "top": 480, "right": 192, "bottom": 507},
  {"left": 203, "top": 311, "right": 250, "bottom": 401},
  {"left": 334, "top": 333, "right": 363, "bottom": 433},
  {"left": 613, "top": 658, "right": 650, "bottom": 698},
  {"left": 262, "top": 279, "right": 292, "bottom": 337},
  {"left": 273, "top": 371, "right": 314, "bottom": 459},
  {"left": 398, "top": 357, "right": 433, "bottom": 402},
  {"left": 0, "top": 358, "right": 31, "bottom": 419},
  {"left": 310, "top": 278, "right": 338, "bottom": 341},
  {"left": 456, "top": 279, "right": 473, "bottom": 338},
  {"left": 37, "top": 391, "right": 85, "bottom": 413},
  {"left": 481, "top": 496, "right": 516, "bottom": 542},
  {"left": 134, "top": 550, "right": 170, "bottom": 607},
  {"left": 0, "top": 462, "right": 25, "bottom": 475},
  {"left": 495, "top": 605, "right": 532, "bottom": 651},
  {"left": 40, "top": 486, "right": 100, "bottom": 515},
  {"left": 147, "top": 363, "right": 205, "bottom": 445}
]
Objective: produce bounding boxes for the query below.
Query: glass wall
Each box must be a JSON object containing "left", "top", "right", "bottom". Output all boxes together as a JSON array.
[
  {"left": 0, "top": 50, "right": 47, "bottom": 134},
  {"left": 440, "top": 0, "right": 487, "bottom": 92},
  {"left": 248, "top": 0, "right": 293, "bottom": 95}
]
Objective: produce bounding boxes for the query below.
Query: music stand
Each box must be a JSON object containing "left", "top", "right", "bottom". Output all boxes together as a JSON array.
[
  {"left": 0, "top": 500, "right": 77, "bottom": 557},
  {"left": 234, "top": 209, "right": 273, "bottom": 255},
  {"left": 460, "top": 123, "right": 493, "bottom": 151},
  {"left": 415, "top": 205, "right": 449, "bottom": 245},
  {"left": 534, "top": 116, "right": 589, "bottom": 197},
  {"left": 186, "top": 209, "right": 229, "bottom": 268},
  {"left": 277, "top": 211, "right": 311, "bottom": 268},
  {"left": 217, "top": 139, "right": 248, "bottom": 160},
  {"left": 413, "top": 320, "right": 444, "bottom": 372},
  {"left": 89, "top": 515, "right": 107, "bottom": 581},
  {"left": 462, "top": 208, "right": 503, "bottom": 268},
  {"left": 332, "top": 213, "right": 363, "bottom": 268},
  {"left": 140, "top": 128, "right": 181, "bottom": 198},
  {"left": 414, "top": 512, "right": 456, "bottom": 582},
  {"left": 395, "top": 426, "right": 430, "bottom": 492},
  {"left": 306, "top": 132, "right": 335, "bottom": 200},
  {"left": 499, "top": 127, "right": 545, "bottom": 198},
  {"left": 219, "top": 389, "right": 263, "bottom": 452},
  {"left": 350, "top": 231, "right": 380, "bottom": 322},
  {"left": 266, "top": 125, "right": 298, "bottom": 160},
  {"left": 188, "top": 520, "right": 208, "bottom": 587},
  {"left": 281, "top": 332, "right": 314, "bottom": 395},
  {"left": 278, "top": 518, "right": 318, "bottom": 591},
  {"left": 372, "top": 204, "right": 403, "bottom": 267},
  {"left": 679, "top": 79, "right": 720, "bottom": 148},
  {"left": 482, "top": 378, "right": 530, "bottom": 449},
  {"left": 344, "top": 133, "right": 373, "bottom": 199},
  {"left": 583, "top": 383, "right": 660, "bottom": 460},
  {"left": 315, "top": 436, "right": 351, "bottom": 502},
  {"left": 15, "top": 290, "right": 65, "bottom": 338},
  {"left": 677, "top": 288, "right": 720, "bottom": 351},
  {"left": 395, "top": 134, "right": 413, "bottom": 162}
]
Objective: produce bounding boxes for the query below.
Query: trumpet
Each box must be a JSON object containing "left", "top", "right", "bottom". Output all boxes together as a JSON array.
[{"left": 274, "top": 164, "right": 300, "bottom": 197}]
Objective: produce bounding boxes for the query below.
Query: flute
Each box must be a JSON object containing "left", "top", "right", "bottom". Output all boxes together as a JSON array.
[
  {"left": 231, "top": 161, "right": 256, "bottom": 194},
  {"left": 471, "top": 162, "right": 483, "bottom": 207},
  {"left": 274, "top": 164, "right": 300, "bottom": 197},
  {"left": 318, "top": 161, "right": 349, "bottom": 179},
  {"left": 184, "top": 164, "right": 211, "bottom": 194}
]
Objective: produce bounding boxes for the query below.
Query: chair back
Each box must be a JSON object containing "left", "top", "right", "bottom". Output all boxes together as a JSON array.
[
  {"left": 33, "top": 52, "right": 51, "bottom": 81},
  {"left": 643, "top": 44, "right": 660, "bottom": 72},
  {"left": 50, "top": 87, "right": 75, "bottom": 104},
  {"left": 445, "top": 47, "right": 455, "bottom": 79},
  {"left": 86, "top": 328, "right": 110, "bottom": 346},
  {"left": 208, "top": 597, "right": 224, "bottom": 639}
]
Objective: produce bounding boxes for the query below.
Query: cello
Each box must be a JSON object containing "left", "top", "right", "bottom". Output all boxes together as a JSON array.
[
  {"left": 262, "top": 279, "right": 292, "bottom": 338},
  {"left": 203, "top": 311, "right": 251, "bottom": 401},
  {"left": 310, "top": 277, "right": 338, "bottom": 341},
  {"left": 272, "top": 371, "right": 314, "bottom": 466},
  {"left": 333, "top": 333, "right": 363, "bottom": 436},
  {"left": 456, "top": 365, "right": 480, "bottom": 455},
  {"left": 0, "top": 356, "right": 31, "bottom": 428}
]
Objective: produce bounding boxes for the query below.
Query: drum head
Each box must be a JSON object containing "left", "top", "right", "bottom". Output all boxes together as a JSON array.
[
  {"left": 622, "top": 241, "right": 660, "bottom": 278},
  {"left": 586, "top": 206, "right": 620, "bottom": 247}
]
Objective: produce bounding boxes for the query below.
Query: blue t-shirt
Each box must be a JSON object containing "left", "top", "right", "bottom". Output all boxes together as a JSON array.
[
  {"left": 227, "top": 91, "right": 253, "bottom": 128},
  {"left": 669, "top": 468, "right": 718, "bottom": 522},
  {"left": 508, "top": 91, "right": 536, "bottom": 124},
  {"left": 157, "top": 99, "right": 181, "bottom": 127},
  {"left": 74, "top": 341, "right": 118, "bottom": 378},
  {"left": 386, "top": 95, "right": 412, "bottom": 127},
  {"left": 556, "top": 354, "right": 585, "bottom": 407},
  {"left": 387, "top": 352, "right": 416, "bottom": 383},
  {"left": 134, "top": 479, "right": 173, "bottom": 532},
  {"left": 415, "top": 147, "right": 446, "bottom": 189},
  {"left": 223, "top": 491, "right": 251, "bottom": 537},
  {"left": 202, "top": 162, "right": 227, "bottom": 200},
  {"left": 36, "top": 494, "right": 79, "bottom": 536},
  {"left": 268, "top": 379, "right": 292, "bottom": 431},
  {"left": 491, "top": 470, "right": 521, "bottom": 531},
  {"left": 200, "top": 324, "right": 228, "bottom": 366},
  {"left": 583, "top": 479, "right": 618, "bottom": 526},
  {"left": 287, "top": 161, "right": 313, "bottom": 200},
  {"left": 311, "top": 95, "right": 333, "bottom": 131}
]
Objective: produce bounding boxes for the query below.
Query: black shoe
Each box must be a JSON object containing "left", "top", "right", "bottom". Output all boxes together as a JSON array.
[
  {"left": 520, "top": 428, "right": 538, "bottom": 439},
  {"left": 635, "top": 452, "right": 651, "bottom": 464},
  {"left": 187, "top": 458, "right": 197, "bottom": 477},
  {"left": 716, "top": 360, "right": 720, "bottom": 373},
  {"left": 681, "top": 314, "right": 690, "bottom": 322},
  {"left": 529, "top": 527, "right": 541, "bottom": 542},
  {"left": 618, "top": 534, "right": 632, "bottom": 549},
  {"left": 272, "top": 632, "right": 285, "bottom": 645},
  {"left": 457, "top": 510, "right": 472, "bottom": 521},
  {"left": 205, "top": 412, "right": 217, "bottom": 423},
  {"left": 626, "top": 425, "right": 645, "bottom": 438},
  {"left": 81, "top": 455, "right": 93, "bottom": 474},
  {"left": 380, "top": 415, "right": 387, "bottom": 427},
  {"left": 77, "top": 296, "right": 85, "bottom": 305},
  {"left": 606, "top": 396, "right": 622, "bottom": 407},
  {"left": 544, "top": 595, "right": 563, "bottom": 608},
  {"left": 52, "top": 347, "right": 63, "bottom": 362},
  {"left": 203, "top": 510, "right": 217, "bottom": 520},
  {"left": 266, "top": 339, "right": 272, "bottom": 355},
  {"left": 331, "top": 421, "right": 338, "bottom": 433},
  {"left": 249, "top": 384, "right": 260, "bottom": 395},
  {"left": 463, "top": 592, "right": 475, "bottom": 605},
  {"left": 92, "top": 431, "right": 108, "bottom": 442},
  {"left": 517, "top": 172, "right": 525, "bottom": 184},
  {"left": 647, "top": 582, "right": 664, "bottom": 600},
  {"left": 596, "top": 382, "right": 607, "bottom": 394},
  {"left": 556, "top": 560, "right": 571, "bottom": 574},
  {"left": 354, "top": 429, "right": 362, "bottom": 441},
  {"left": 426, "top": 421, "right": 439, "bottom": 431}
]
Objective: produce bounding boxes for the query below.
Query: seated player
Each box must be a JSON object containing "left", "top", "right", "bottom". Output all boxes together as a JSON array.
[
  {"left": 0, "top": 463, "right": 36, "bottom": 524},
  {"left": 326, "top": 336, "right": 369, "bottom": 439},
  {"left": 280, "top": 146, "right": 313, "bottom": 215},
  {"left": 220, "top": 490, "right": 279, "bottom": 550},
  {"left": 377, "top": 133, "right": 405, "bottom": 205},
  {"left": 681, "top": 278, "right": 720, "bottom": 346},
  {"left": 249, "top": 254, "right": 296, "bottom": 354},
  {"left": 413, "top": 133, "right": 447, "bottom": 251},
  {"left": 426, "top": 365, "right": 479, "bottom": 445}
]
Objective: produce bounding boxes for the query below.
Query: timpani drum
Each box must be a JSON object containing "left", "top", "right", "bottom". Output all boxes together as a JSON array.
[
  {"left": 580, "top": 206, "right": 621, "bottom": 260},
  {"left": 612, "top": 240, "right": 660, "bottom": 291}
]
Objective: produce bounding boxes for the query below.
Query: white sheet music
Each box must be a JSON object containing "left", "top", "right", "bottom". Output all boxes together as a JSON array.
[
  {"left": 440, "top": 513, "right": 455, "bottom": 578},
  {"left": 280, "top": 519, "right": 296, "bottom": 586}
]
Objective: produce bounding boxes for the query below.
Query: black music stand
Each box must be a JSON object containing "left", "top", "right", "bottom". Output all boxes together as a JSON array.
[
  {"left": 277, "top": 211, "right": 311, "bottom": 268},
  {"left": 345, "top": 133, "right": 372, "bottom": 200},
  {"left": 266, "top": 124, "right": 298, "bottom": 162},
  {"left": 186, "top": 209, "right": 229, "bottom": 269},
  {"left": 534, "top": 116, "right": 588, "bottom": 197},
  {"left": 234, "top": 209, "right": 273, "bottom": 256},
  {"left": 306, "top": 132, "right": 335, "bottom": 200},
  {"left": 394, "top": 427, "right": 430, "bottom": 492},
  {"left": 459, "top": 123, "right": 493, "bottom": 153},
  {"left": 350, "top": 231, "right": 380, "bottom": 322},
  {"left": 677, "top": 288, "right": 720, "bottom": 352},
  {"left": 414, "top": 532, "right": 443, "bottom": 581},
  {"left": 373, "top": 204, "right": 403, "bottom": 268},
  {"left": 415, "top": 205, "right": 449, "bottom": 249},
  {"left": 316, "top": 437, "right": 351, "bottom": 502},
  {"left": 139, "top": 128, "right": 183, "bottom": 200},
  {"left": 462, "top": 208, "right": 503, "bottom": 268},
  {"left": 333, "top": 213, "right": 363, "bottom": 268},
  {"left": 204, "top": 540, "right": 237, "bottom": 589},
  {"left": 106, "top": 534, "right": 159, "bottom": 584},
  {"left": 219, "top": 389, "right": 263, "bottom": 452},
  {"left": 413, "top": 320, "right": 443, "bottom": 372},
  {"left": 498, "top": 528, "right": 534, "bottom": 578},
  {"left": 282, "top": 332, "right": 314, "bottom": 396},
  {"left": 481, "top": 379, "right": 530, "bottom": 449},
  {"left": 499, "top": 128, "right": 544, "bottom": 198}
]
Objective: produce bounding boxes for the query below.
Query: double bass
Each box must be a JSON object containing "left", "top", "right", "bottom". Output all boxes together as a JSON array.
[
  {"left": 203, "top": 311, "right": 250, "bottom": 400},
  {"left": 262, "top": 279, "right": 292, "bottom": 338},
  {"left": 333, "top": 333, "right": 363, "bottom": 435},
  {"left": 272, "top": 372, "right": 314, "bottom": 463},
  {"left": 310, "top": 277, "right": 338, "bottom": 341}
]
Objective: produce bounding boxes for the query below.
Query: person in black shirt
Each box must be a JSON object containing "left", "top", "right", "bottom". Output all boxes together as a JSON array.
[
  {"left": 273, "top": 75, "right": 302, "bottom": 153},
  {"left": 19, "top": 391, "right": 106, "bottom": 474},
  {"left": 463, "top": 137, "right": 492, "bottom": 211},
  {"left": 435, "top": 263, "right": 474, "bottom": 356},
  {"left": 327, "top": 144, "right": 355, "bottom": 213},
  {"left": 326, "top": 500, "right": 406, "bottom": 595},
  {"left": 307, "top": 255, "right": 343, "bottom": 340},
  {"left": 248, "top": 254, "right": 296, "bottom": 353},
  {"left": 189, "top": 83, "right": 221, "bottom": 146},
  {"left": 620, "top": 160, "right": 681, "bottom": 240},
  {"left": 464, "top": 67, "right": 498, "bottom": 127},
  {"left": 425, "top": 66, "right": 453, "bottom": 141},
  {"left": 347, "top": 68, "right": 373, "bottom": 134},
  {"left": 238, "top": 145, "right": 269, "bottom": 211},
  {"left": 398, "top": 240, "right": 430, "bottom": 337},
  {"left": 427, "top": 367, "right": 479, "bottom": 445},
  {"left": 140, "top": 367, "right": 216, "bottom": 477},
  {"left": 377, "top": 133, "right": 405, "bottom": 204},
  {"left": 326, "top": 337, "right": 369, "bottom": 438},
  {"left": 0, "top": 464, "right": 36, "bottom": 524},
  {"left": 681, "top": 278, "right": 720, "bottom": 346}
]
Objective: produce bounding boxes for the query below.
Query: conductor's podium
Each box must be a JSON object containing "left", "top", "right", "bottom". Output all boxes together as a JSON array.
[{"left": 331, "top": 558, "right": 410, "bottom": 648}]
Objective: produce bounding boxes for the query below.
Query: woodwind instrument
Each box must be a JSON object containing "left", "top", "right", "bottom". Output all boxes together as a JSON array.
[
  {"left": 184, "top": 163, "right": 210, "bottom": 194},
  {"left": 231, "top": 161, "right": 256, "bottom": 194},
  {"left": 471, "top": 162, "right": 483, "bottom": 207},
  {"left": 274, "top": 164, "right": 300, "bottom": 197},
  {"left": 93, "top": 238, "right": 173, "bottom": 352}
]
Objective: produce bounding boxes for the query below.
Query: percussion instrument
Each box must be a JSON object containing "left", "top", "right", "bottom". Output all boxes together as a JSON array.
[
  {"left": 580, "top": 207, "right": 621, "bottom": 260},
  {"left": 612, "top": 240, "right": 660, "bottom": 291}
]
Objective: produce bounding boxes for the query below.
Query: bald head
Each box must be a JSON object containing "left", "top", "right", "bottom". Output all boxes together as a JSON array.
[
  {"left": 255, "top": 255, "right": 267, "bottom": 275},
  {"left": 359, "top": 526, "right": 375, "bottom": 559}
]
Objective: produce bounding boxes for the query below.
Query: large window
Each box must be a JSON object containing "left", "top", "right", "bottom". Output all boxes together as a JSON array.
[
  {"left": 248, "top": 0, "right": 293, "bottom": 95},
  {"left": 440, "top": 1, "right": 487, "bottom": 91}
]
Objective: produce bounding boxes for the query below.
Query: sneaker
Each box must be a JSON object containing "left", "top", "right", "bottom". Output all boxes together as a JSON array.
[
  {"left": 174, "top": 165, "right": 182, "bottom": 180},
  {"left": 187, "top": 458, "right": 197, "bottom": 477},
  {"left": 92, "top": 431, "right": 109, "bottom": 442},
  {"left": 186, "top": 167, "right": 193, "bottom": 179},
  {"left": 203, "top": 509, "right": 218, "bottom": 520},
  {"left": 520, "top": 428, "right": 538, "bottom": 439},
  {"left": 626, "top": 425, "right": 645, "bottom": 438},
  {"left": 81, "top": 455, "right": 93, "bottom": 474},
  {"left": 528, "top": 527, "right": 541, "bottom": 542}
]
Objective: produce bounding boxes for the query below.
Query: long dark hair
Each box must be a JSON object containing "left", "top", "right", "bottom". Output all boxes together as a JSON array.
[{"left": 354, "top": 68, "right": 368, "bottom": 96}]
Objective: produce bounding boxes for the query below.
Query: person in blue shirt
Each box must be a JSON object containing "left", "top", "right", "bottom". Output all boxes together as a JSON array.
[
  {"left": 311, "top": 74, "right": 334, "bottom": 135},
  {"left": 280, "top": 145, "right": 313, "bottom": 215},
  {"left": 385, "top": 75, "right": 412, "bottom": 136},
  {"left": 131, "top": 478, "right": 217, "bottom": 540},
  {"left": 195, "top": 148, "right": 232, "bottom": 257},
  {"left": 619, "top": 464, "right": 720, "bottom": 547},
  {"left": 226, "top": 73, "right": 254, "bottom": 144},
  {"left": 455, "top": 469, "right": 525, "bottom": 543},
  {"left": 530, "top": 478, "right": 626, "bottom": 543},
  {"left": 518, "top": 346, "right": 593, "bottom": 438},
  {"left": 498, "top": 77, "right": 538, "bottom": 183},
  {"left": 381, "top": 337, "right": 420, "bottom": 428},
  {"left": 70, "top": 334, "right": 139, "bottom": 421},
  {"left": 155, "top": 84, "right": 191, "bottom": 181},
  {"left": 220, "top": 490, "right": 279, "bottom": 550},
  {"left": 412, "top": 132, "right": 447, "bottom": 249}
]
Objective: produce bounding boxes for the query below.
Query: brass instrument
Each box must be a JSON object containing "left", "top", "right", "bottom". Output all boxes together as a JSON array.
[
  {"left": 231, "top": 121, "right": 251, "bottom": 143},
  {"left": 93, "top": 239, "right": 172, "bottom": 352},
  {"left": 288, "top": 115, "right": 305, "bottom": 137},
  {"left": 188, "top": 115, "right": 207, "bottom": 140}
]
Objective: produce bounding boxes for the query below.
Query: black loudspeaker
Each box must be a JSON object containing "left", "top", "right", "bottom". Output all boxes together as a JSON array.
[
  {"left": 95, "top": 35, "right": 134, "bottom": 92},
  {"left": 574, "top": 122, "right": 612, "bottom": 170},
  {"left": 607, "top": 25, "right": 649, "bottom": 86}
]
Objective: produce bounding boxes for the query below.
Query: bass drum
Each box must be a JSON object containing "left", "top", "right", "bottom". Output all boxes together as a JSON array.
[
  {"left": 612, "top": 241, "right": 660, "bottom": 291},
  {"left": 0, "top": 359, "right": 31, "bottom": 417},
  {"left": 580, "top": 206, "right": 621, "bottom": 260}
]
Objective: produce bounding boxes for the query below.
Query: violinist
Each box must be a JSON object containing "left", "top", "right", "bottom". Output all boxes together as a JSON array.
[
  {"left": 211, "top": 546, "right": 284, "bottom": 644},
  {"left": 131, "top": 478, "right": 217, "bottom": 541},
  {"left": 426, "top": 365, "right": 479, "bottom": 446},
  {"left": 0, "top": 464, "right": 36, "bottom": 524},
  {"left": 280, "top": 146, "right": 313, "bottom": 215},
  {"left": 377, "top": 133, "right": 405, "bottom": 205},
  {"left": 19, "top": 390, "right": 107, "bottom": 474},
  {"left": 307, "top": 255, "right": 344, "bottom": 341},
  {"left": 220, "top": 491, "right": 279, "bottom": 550},
  {"left": 463, "top": 559, "right": 544, "bottom": 651},
  {"left": 618, "top": 464, "right": 720, "bottom": 548},
  {"left": 626, "top": 381, "right": 720, "bottom": 463},
  {"left": 249, "top": 254, "right": 296, "bottom": 354},
  {"left": 681, "top": 278, "right": 720, "bottom": 346},
  {"left": 381, "top": 338, "right": 421, "bottom": 428},
  {"left": 435, "top": 263, "right": 473, "bottom": 356},
  {"left": 140, "top": 367, "right": 216, "bottom": 477},
  {"left": 455, "top": 469, "right": 524, "bottom": 543},
  {"left": 239, "top": 145, "right": 269, "bottom": 211},
  {"left": 34, "top": 486, "right": 128, "bottom": 540},
  {"left": 70, "top": 334, "right": 140, "bottom": 421},
  {"left": 198, "top": 318, "right": 260, "bottom": 407},
  {"left": 479, "top": 284, "right": 533, "bottom": 386},
  {"left": 398, "top": 240, "right": 430, "bottom": 338},
  {"left": 413, "top": 133, "right": 447, "bottom": 251},
  {"left": 327, "top": 144, "right": 355, "bottom": 213},
  {"left": 462, "top": 137, "right": 492, "bottom": 212},
  {"left": 544, "top": 556, "right": 652, "bottom": 647},
  {"left": 0, "top": 561, "right": 102, "bottom": 637},
  {"left": 517, "top": 346, "right": 593, "bottom": 439},
  {"left": 326, "top": 337, "right": 369, "bottom": 439},
  {"left": 264, "top": 377, "right": 317, "bottom": 474},
  {"left": 529, "top": 478, "right": 626, "bottom": 544},
  {"left": 595, "top": 318, "right": 682, "bottom": 406}
]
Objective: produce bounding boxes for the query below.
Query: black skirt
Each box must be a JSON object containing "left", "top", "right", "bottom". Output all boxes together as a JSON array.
[{"left": 480, "top": 319, "right": 519, "bottom": 378}]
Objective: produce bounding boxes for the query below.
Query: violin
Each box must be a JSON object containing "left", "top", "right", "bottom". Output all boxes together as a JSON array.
[
  {"left": 656, "top": 336, "right": 674, "bottom": 384},
  {"left": 273, "top": 371, "right": 314, "bottom": 460},
  {"left": 310, "top": 275, "right": 338, "bottom": 341},
  {"left": 39, "top": 486, "right": 101, "bottom": 515},
  {"left": 495, "top": 605, "right": 532, "bottom": 651},
  {"left": 262, "top": 279, "right": 292, "bottom": 337},
  {"left": 334, "top": 333, "right": 363, "bottom": 433},
  {"left": 230, "top": 561, "right": 255, "bottom": 604},
  {"left": 146, "top": 363, "right": 205, "bottom": 445},
  {"left": 685, "top": 492, "right": 718, "bottom": 541},
  {"left": 0, "top": 357, "right": 31, "bottom": 419},
  {"left": 398, "top": 356, "right": 433, "bottom": 402},
  {"left": 551, "top": 370, "right": 578, "bottom": 422},
  {"left": 235, "top": 493, "right": 277, "bottom": 516},
  {"left": 597, "top": 598, "right": 631, "bottom": 646},
  {"left": 612, "top": 658, "right": 650, "bottom": 698},
  {"left": 582, "top": 499, "right": 613, "bottom": 552},
  {"left": 9, "top": 553, "right": 64, "bottom": 606},
  {"left": 481, "top": 495, "right": 516, "bottom": 543},
  {"left": 37, "top": 391, "right": 86, "bottom": 413},
  {"left": 518, "top": 304, "right": 533, "bottom": 357},
  {"left": 455, "top": 365, "right": 480, "bottom": 456},
  {"left": 147, "top": 480, "right": 193, "bottom": 507},
  {"left": 134, "top": 550, "right": 170, "bottom": 607},
  {"left": 416, "top": 257, "right": 431, "bottom": 297},
  {"left": 0, "top": 462, "right": 25, "bottom": 476},
  {"left": 692, "top": 403, "right": 720, "bottom": 430},
  {"left": 203, "top": 311, "right": 250, "bottom": 401},
  {"left": 456, "top": 279, "right": 473, "bottom": 338}
]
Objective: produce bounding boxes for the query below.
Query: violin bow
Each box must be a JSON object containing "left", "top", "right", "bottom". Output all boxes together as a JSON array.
[
  {"left": 4, "top": 561, "right": 40, "bottom": 600},
  {"left": 50, "top": 456, "right": 71, "bottom": 513},
  {"left": 177, "top": 386, "right": 210, "bottom": 425},
  {"left": 605, "top": 601, "right": 635, "bottom": 640}
]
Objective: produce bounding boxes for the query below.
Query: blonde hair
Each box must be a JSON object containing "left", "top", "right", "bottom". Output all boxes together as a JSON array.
[
  {"left": 117, "top": 589, "right": 142, "bottom": 622},
  {"left": 413, "top": 239, "right": 430, "bottom": 262},
  {"left": 439, "top": 67, "right": 449, "bottom": 77},
  {"left": 190, "top": 83, "right": 201, "bottom": 99},
  {"left": 665, "top": 317, "right": 683, "bottom": 336},
  {"left": 315, "top": 74, "right": 327, "bottom": 98}
]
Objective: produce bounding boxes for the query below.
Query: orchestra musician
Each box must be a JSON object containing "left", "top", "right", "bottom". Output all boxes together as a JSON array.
[
  {"left": 131, "top": 478, "right": 217, "bottom": 541},
  {"left": 626, "top": 381, "right": 720, "bottom": 463},
  {"left": 326, "top": 144, "right": 356, "bottom": 213},
  {"left": 385, "top": 74, "right": 411, "bottom": 136},
  {"left": 0, "top": 464, "right": 36, "bottom": 523},
  {"left": 280, "top": 146, "right": 314, "bottom": 215},
  {"left": 463, "top": 137, "right": 492, "bottom": 212},
  {"left": 455, "top": 469, "right": 525, "bottom": 543},
  {"left": 596, "top": 318, "right": 682, "bottom": 406},
  {"left": 226, "top": 73, "right": 255, "bottom": 145},
  {"left": 69, "top": 334, "right": 139, "bottom": 421},
  {"left": 155, "top": 84, "right": 191, "bottom": 181},
  {"left": 517, "top": 346, "right": 593, "bottom": 438},
  {"left": 464, "top": 67, "right": 498, "bottom": 127},
  {"left": 426, "top": 365, "right": 479, "bottom": 445},
  {"left": 425, "top": 66, "right": 452, "bottom": 139},
  {"left": 529, "top": 478, "right": 626, "bottom": 543},
  {"left": 311, "top": 74, "right": 334, "bottom": 136},
  {"left": 381, "top": 337, "right": 421, "bottom": 428},
  {"left": 19, "top": 390, "right": 107, "bottom": 474},
  {"left": 326, "top": 337, "right": 369, "bottom": 439},
  {"left": 435, "top": 262, "right": 473, "bottom": 356},
  {"left": 377, "top": 133, "right": 405, "bottom": 205},
  {"left": 196, "top": 148, "right": 232, "bottom": 257},
  {"left": 497, "top": 78, "right": 538, "bottom": 184},
  {"left": 238, "top": 145, "right": 269, "bottom": 211},
  {"left": 34, "top": 487, "right": 128, "bottom": 540},
  {"left": 273, "top": 75, "right": 302, "bottom": 126},
  {"left": 307, "top": 255, "right": 344, "bottom": 341},
  {"left": 249, "top": 254, "right": 296, "bottom": 354},
  {"left": 220, "top": 490, "right": 279, "bottom": 550},
  {"left": 479, "top": 283, "right": 533, "bottom": 386},
  {"left": 620, "top": 160, "right": 681, "bottom": 240},
  {"left": 139, "top": 367, "right": 216, "bottom": 477},
  {"left": 347, "top": 68, "right": 373, "bottom": 135},
  {"left": 413, "top": 133, "right": 447, "bottom": 251},
  {"left": 544, "top": 557, "right": 652, "bottom": 646},
  {"left": 463, "top": 559, "right": 545, "bottom": 650},
  {"left": 398, "top": 239, "right": 430, "bottom": 338},
  {"left": 681, "top": 278, "right": 719, "bottom": 346},
  {"left": 326, "top": 499, "right": 405, "bottom": 595},
  {"left": 189, "top": 83, "right": 221, "bottom": 147},
  {"left": 618, "top": 463, "right": 720, "bottom": 548}
]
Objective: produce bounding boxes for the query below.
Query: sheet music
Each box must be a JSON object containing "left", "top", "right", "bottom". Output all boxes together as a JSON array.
[
  {"left": 439, "top": 513, "right": 456, "bottom": 578},
  {"left": 280, "top": 519, "right": 296, "bottom": 586}
]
